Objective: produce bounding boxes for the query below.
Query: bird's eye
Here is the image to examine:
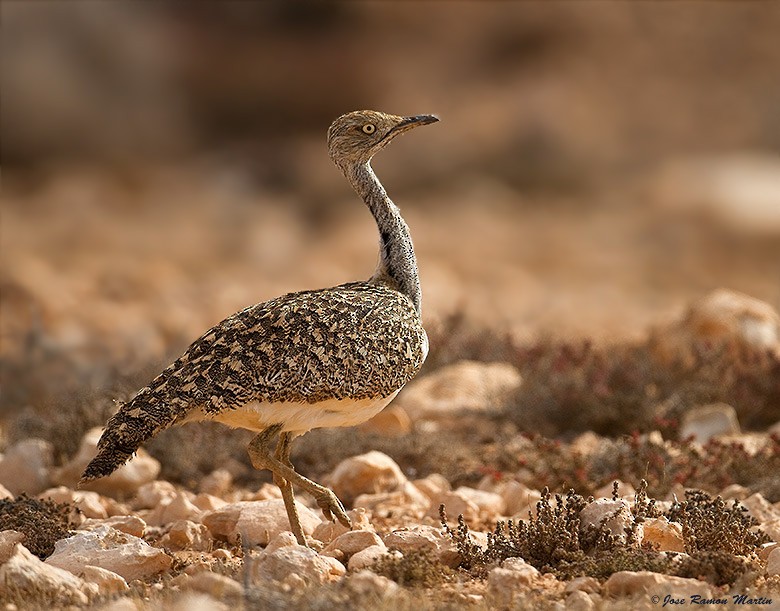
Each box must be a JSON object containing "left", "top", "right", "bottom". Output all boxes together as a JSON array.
[{"left": 362, "top": 124, "right": 376, "bottom": 134}]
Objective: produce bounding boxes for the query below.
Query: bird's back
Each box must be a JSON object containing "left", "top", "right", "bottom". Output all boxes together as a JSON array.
[{"left": 81, "top": 281, "right": 426, "bottom": 482}]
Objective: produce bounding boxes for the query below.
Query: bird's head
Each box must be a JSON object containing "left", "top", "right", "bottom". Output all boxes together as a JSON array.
[{"left": 327, "top": 110, "right": 438, "bottom": 168}]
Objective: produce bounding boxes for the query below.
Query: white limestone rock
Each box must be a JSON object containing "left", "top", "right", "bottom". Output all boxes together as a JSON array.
[
  {"left": 679, "top": 403, "right": 741, "bottom": 443},
  {"left": 328, "top": 451, "right": 408, "bottom": 506},
  {"left": 144, "top": 489, "right": 202, "bottom": 526},
  {"left": 133, "top": 480, "right": 177, "bottom": 509},
  {"left": 201, "top": 499, "right": 320, "bottom": 547},
  {"left": 383, "top": 525, "right": 460, "bottom": 567},
  {"left": 641, "top": 517, "right": 685, "bottom": 553},
  {"left": 160, "top": 519, "right": 212, "bottom": 552},
  {"left": 323, "top": 530, "right": 384, "bottom": 560},
  {"left": 311, "top": 508, "right": 373, "bottom": 544},
  {"left": 398, "top": 360, "right": 522, "bottom": 418},
  {"left": 487, "top": 558, "right": 540, "bottom": 607},
  {"left": 45, "top": 524, "right": 172, "bottom": 581},
  {"left": 80, "top": 565, "right": 129, "bottom": 595},
  {"left": 650, "top": 289, "right": 780, "bottom": 367},
  {"left": 0, "top": 542, "right": 96, "bottom": 605},
  {"left": 39, "top": 486, "right": 107, "bottom": 519},
  {"left": 580, "top": 498, "right": 641, "bottom": 546},
  {"left": 252, "top": 543, "right": 346, "bottom": 585},
  {"left": 79, "top": 514, "right": 147, "bottom": 538}
]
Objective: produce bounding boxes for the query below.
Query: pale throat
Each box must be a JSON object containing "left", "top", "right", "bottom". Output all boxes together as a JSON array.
[{"left": 346, "top": 161, "right": 422, "bottom": 315}]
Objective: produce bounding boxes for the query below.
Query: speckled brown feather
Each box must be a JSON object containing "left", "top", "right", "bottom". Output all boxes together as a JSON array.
[{"left": 81, "top": 281, "right": 426, "bottom": 481}]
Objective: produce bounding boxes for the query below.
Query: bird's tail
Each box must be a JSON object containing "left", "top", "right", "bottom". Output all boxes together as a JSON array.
[{"left": 79, "top": 387, "right": 177, "bottom": 486}]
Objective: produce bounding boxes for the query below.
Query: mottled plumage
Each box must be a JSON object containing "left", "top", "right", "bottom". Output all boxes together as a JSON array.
[{"left": 81, "top": 110, "right": 438, "bottom": 545}]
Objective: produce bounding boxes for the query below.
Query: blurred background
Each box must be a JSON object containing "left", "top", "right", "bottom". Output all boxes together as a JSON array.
[{"left": 2, "top": 2, "right": 780, "bottom": 470}]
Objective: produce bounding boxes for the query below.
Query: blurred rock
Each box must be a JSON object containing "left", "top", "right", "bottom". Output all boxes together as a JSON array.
[
  {"left": 679, "top": 403, "right": 740, "bottom": 443},
  {"left": 80, "top": 515, "right": 146, "bottom": 538},
  {"left": 566, "top": 590, "right": 596, "bottom": 611},
  {"left": 311, "top": 508, "right": 373, "bottom": 544},
  {"left": 650, "top": 289, "right": 780, "bottom": 367},
  {"left": 570, "top": 431, "right": 603, "bottom": 457},
  {"left": 346, "top": 569, "right": 400, "bottom": 599},
  {"left": 46, "top": 524, "right": 172, "bottom": 581},
  {"left": 397, "top": 360, "right": 522, "bottom": 419},
  {"left": 641, "top": 517, "right": 685, "bottom": 553},
  {"left": 145, "top": 490, "right": 202, "bottom": 526},
  {"left": 718, "top": 484, "right": 751, "bottom": 500},
  {"left": 323, "top": 530, "right": 384, "bottom": 560},
  {"left": 742, "top": 493, "right": 780, "bottom": 524},
  {"left": 201, "top": 499, "right": 320, "bottom": 547},
  {"left": 39, "top": 486, "right": 107, "bottom": 519},
  {"left": 169, "top": 592, "right": 229, "bottom": 611},
  {"left": 183, "top": 571, "right": 243, "bottom": 599},
  {"left": 487, "top": 558, "right": 540, "bottom": 607},
  {"left": 358, "top": 405, "right": 412, "bottom": 437},
  {"left": 252, "top": 543, "right": 345, "bottom": 585},
  {"left": 264, "top": 531, "right": 298, "bottom": 554},
  {"left": 247, "top": 482, "right": 283, "bottom": 501},
  {"left": 452, "top": 486, "right": 506, "bottom": 519},
  {"left": 347, "top": 545, "right": 400, "bottom": 572},
  {"left": 0, "top": 438, "right": 53, "bottom": 495},
  {"left": 0, "top": 542, "right": 95, "bottom": 605},
  {"left": 565, "top": 576, "right": 601, "bottom": 594},
  {"left": 193, "top": 492, "right": 228, "bottom": 512},
  {"left": 53, "top": 427, "right": 160, "bottom": 497},
  {"left": 502, "top": 481, "right": 543, "bottom": 516},
  {"left": 412, "top": 473, "right": 451, "bottom": 499},
  {"left": 760, "top": 519, "right": 780, "bottom": 542},
  {"left": 199, "top": 469, "right": 232, "bottom": 497},
  {"left": 767, "top": 547, "right": 780, "bottom": 576},
  {"left": 80, "top": 564, "right": 129, "bottom": 595},
  {"left": 353, "top": 482, "right": 430, "bottom": 517},
  {"left": 160, "top": 519, "right": 211, "bottom": 552},
  {"left": 0, "top": 530, "right": 26, "bottom": 562},
  {"left": 580, "top": 499, "right": 640, "bottom": 546},
  {"left": 0, "top": 483, "right": 13, "bottom": 499},
  {"left": 133, "top": 480, "right": 177, "bottom": 509},
  {"left": 383, "top": 525, "right": 460, "bottom": 567},
  {"left": 428, "top": 489, "right": 480, "bottom": 523},
  {"left": 654, "top": 154, "right": 780, "bottom": 234},
  {"left": 604, "top": 571, "right": 712, "bottom": 600},
  {"left": 328, "top": 451, "right": 408, "bottom": 506}
]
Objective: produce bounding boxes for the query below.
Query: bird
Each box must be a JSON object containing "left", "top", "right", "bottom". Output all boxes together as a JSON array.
[{"left": 80, "top": 110, "right": 438, "bottom": 546}]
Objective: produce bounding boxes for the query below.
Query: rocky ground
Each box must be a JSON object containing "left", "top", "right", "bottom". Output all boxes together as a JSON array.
[{"left": 1, "top": 282, "right": 780, "bottom": 609}]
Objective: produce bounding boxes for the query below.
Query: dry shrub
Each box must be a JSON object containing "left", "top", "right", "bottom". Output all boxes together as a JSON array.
[
  {"left": 372, "top": 548, "right": 455, "bottom": 588},
  {"left": 0, "top": 494, "right": 77, "bottom": 559},
  {"left": 442, "top": 482, "right": 769, "bottom": 586}
]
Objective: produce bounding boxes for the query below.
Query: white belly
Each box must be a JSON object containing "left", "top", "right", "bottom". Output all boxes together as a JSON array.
[{"left": 187, "top": 390, "right": 401, "bottom": 434}]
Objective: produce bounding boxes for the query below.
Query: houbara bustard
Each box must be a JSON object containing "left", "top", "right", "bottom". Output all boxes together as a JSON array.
[{"left": 81, "top": 110, "right": 438, "bottom": 546}]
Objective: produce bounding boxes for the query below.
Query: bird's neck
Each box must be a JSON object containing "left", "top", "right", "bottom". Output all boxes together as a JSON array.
[{"left": 345, "top": 161, "right": 422, "bottom": 316}]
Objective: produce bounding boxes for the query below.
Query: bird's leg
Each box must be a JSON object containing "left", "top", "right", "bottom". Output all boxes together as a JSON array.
[
  {"left": 247, "top": 428, "right": 351, "bottom": 532},
  {"left": 272, "top": 432, "right": 306, "bottom": 546}
]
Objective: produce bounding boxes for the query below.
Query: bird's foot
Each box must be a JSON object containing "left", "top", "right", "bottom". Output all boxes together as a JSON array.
[{"left": 315, "top": 488, "right": 351, "bottom": 528}]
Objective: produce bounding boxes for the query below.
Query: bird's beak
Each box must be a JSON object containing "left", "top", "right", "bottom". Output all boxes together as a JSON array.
[
  {"left": 385, "top": 115, "right": 439, "bottom": 141},
  {"left": 395, "top": 114, "right": 440, "bottom": 131}
]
